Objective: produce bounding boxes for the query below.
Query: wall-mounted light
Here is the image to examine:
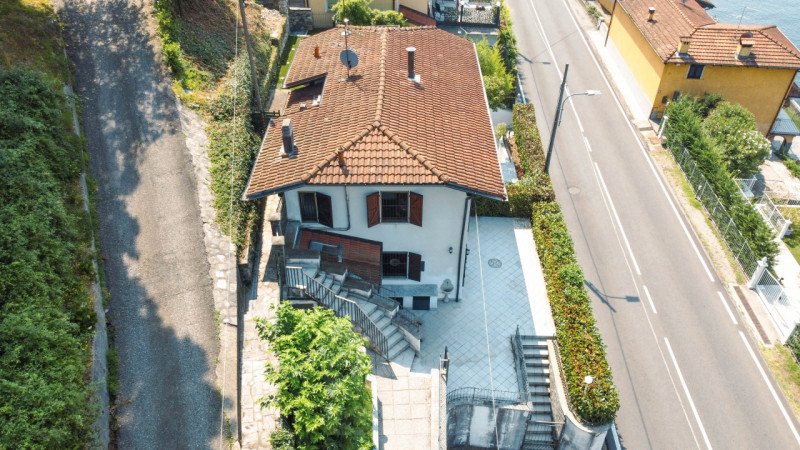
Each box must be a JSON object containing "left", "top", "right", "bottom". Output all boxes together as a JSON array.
[{"left": 448, "top": 246, "right": 454, "bottom": 254}]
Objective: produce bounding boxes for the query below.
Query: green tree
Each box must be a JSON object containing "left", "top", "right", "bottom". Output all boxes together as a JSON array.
[
  {"left": 331, "top": 0, "right": 374, "bottom": 25},
  {"left": 496, "top": 3, "right": 518, "bottom": 75},
  {"left": 704, "top": 101, "right": 770, "bottom": 177},
  {"left": 476, "top": 38, "right": 514, "bottom": 110},
  {"left": 257, "top": 305, "right": 373, "bottom": 449},
  {"left": 371, "top": 9, "right": 407, "bottom": 25}
]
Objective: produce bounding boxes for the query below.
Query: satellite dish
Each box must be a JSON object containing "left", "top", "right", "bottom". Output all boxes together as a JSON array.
[{"left": 340, "top": 49, "right": 359, "bottom": 69}]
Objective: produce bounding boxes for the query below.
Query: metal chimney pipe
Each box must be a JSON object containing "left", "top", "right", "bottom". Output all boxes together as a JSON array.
[
  {"left": 648, "top": 6, "right": 656, "bottom": 21},
  {"left": 407, "top": 47, "right": 416, "bottom": 80}
]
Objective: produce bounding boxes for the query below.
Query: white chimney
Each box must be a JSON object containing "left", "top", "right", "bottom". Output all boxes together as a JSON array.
[
  {"left": 678, "top": 36, "right": 691, "bottom": 55},
  {"left": 738, "top": 32, "right": 755, "bottom": 58},
  {"left": 648, "top": 6, "right": 656, "bottom": 22}
]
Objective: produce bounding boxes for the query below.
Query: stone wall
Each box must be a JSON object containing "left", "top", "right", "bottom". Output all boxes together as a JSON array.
[{"left": 288, "top": 7, "right": 314, "bottom": 33}]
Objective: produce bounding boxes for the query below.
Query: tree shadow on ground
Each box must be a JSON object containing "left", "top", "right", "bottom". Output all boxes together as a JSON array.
[{"left": 55, "top": 0, "right": 227, "bottom": 447}]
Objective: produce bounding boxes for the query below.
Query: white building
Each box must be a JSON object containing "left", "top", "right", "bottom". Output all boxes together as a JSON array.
[{"left": 243, "top": 26, "right": 506, "bottom": 310}]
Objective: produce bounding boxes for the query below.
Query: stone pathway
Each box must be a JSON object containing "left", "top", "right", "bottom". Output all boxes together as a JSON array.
[
  {"left": 239, "top": 195, "right": 282, "bottom": 448},
  {"left": 177, "top": 103, "right": 240, "bottom": 441}
]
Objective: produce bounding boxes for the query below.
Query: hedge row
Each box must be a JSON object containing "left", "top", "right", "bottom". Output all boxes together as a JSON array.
[
  {"left": 664, "top": 98, "right": 778, "bottom": 265},
  {"left": 0, "top": 69, "right": 95, "bottom": 447},
  {"left": 477, "top": 101, "right": 619, "bottom": 424}
]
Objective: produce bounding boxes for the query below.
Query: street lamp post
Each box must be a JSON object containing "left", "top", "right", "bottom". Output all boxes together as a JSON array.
[{"left": 544, "top": 63, "right": 601, "bottom": 173}]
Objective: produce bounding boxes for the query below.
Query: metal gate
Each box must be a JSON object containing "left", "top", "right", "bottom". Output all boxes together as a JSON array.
[{"left": 753, "top": 266, "right": 800, "bottom": 341}]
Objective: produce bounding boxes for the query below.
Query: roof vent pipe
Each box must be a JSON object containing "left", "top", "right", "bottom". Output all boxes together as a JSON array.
[
  {"left": 281, "top": 119, "right": 296, "bottom": 156},
  {"left": 407, "top": 46, "right": 416, "bottom": 80},
  {"left": 648, "top": 6, "right": 656, "bottom": 22}
]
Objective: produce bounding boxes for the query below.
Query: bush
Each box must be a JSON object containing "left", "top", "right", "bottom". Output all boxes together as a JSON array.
[
  {"left": 0, "top": 68, "right": 94, "bottom": 447},
  {"left": 257, "top": 305, "right": 373, "bottom": 449},
  {"left": 270, "top": 428, "right": 296, "bottom": 450},
  {"left": 665, "top": 97, "right": 777, "bottom": 264},
  {"left": 496, "top": 3, "right": 518, "bottom": 76},
  {"left": 704, "top": 101, "right": 769, "bottom": 177},
  {"left": 531, "top": 201, "right": 619, "bottom": 424},
  {"left": 476, "top": 39, "right": 514, "bottom": 110},
  {"left": 332, "top": 0, "right": 406, "bottom": 26},
  {"left": 512, "top": 103, "right": 545, "bottom": 173}
]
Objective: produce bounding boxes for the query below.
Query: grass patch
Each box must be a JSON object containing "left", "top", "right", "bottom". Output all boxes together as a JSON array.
[
  {"left": 786, "top": 107, "right": 800, "bottom": 132},
  {"left": 780, "top": 207, "right": 800, "bottom": 264},
  {"left": 0, "top": 0, "right": 70, "bottom": 82},
  {"left": 762, "top": 345, "right": 800, "bottom": 419},
  {"left": 277, "top": 35, "right": 300, "bottom": 86}
]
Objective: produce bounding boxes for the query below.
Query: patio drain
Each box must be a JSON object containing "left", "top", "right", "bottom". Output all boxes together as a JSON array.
[{"left": 488, "top": 258, "right": 502, "bottom": 268}]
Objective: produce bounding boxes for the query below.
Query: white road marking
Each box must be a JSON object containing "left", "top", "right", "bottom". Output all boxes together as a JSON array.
[
  {"left": 556, "top": 0, "right": 716, "bottom": 283},
  {"left": 643, "top": 285, "right": 657, "bottom": 314},
  {"left": 664, "top": 337, "right": 713, "bottom": 450},
  {"left": 594, "top": 163, "right": 641, "bottom": 275},
  {"left": 739, "top": 330, "right": 800, "bottom": 445},
  {"left": 582, "top": 135, "right": 592, "bottom": 153},
  {"left": 717, "top": 291, "right": 738, "bottom": 326}
]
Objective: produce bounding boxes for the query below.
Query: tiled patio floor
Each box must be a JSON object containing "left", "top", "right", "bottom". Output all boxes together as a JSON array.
[{"left": 411, "top": 217, "right": 554, "bottom": 394}]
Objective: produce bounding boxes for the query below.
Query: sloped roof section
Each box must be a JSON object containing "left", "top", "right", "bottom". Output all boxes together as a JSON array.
[
  {"left": 243, "top": 26, "right": 506, "bottom": 200},
  {"left": 617, "top": 0, "right": 800, "bottom": 68}
]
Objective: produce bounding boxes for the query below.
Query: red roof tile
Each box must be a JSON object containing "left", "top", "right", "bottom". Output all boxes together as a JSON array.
[
  {"left": 617, "top": 0, "right": 800, "bottom": 68},
  {"left": 243, "top": 26, "right": 506, "bottom": 200}
]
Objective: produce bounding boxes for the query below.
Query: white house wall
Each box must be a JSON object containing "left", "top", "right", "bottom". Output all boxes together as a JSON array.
[{"left": 284, "top": 185, "right": 468, "bottom": 294}]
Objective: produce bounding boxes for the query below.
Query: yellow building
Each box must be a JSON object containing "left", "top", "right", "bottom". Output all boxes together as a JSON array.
[{"left": 604, "top": 0, "right": 800, "bottom": 134}]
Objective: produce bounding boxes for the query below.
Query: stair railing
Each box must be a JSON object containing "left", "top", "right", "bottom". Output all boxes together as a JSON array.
[
  {"left": 511, "top": 325, "right": 529, "bottom": 402},
  {"left": 285, "top": 266, "right": 389, "bottom": 358}
]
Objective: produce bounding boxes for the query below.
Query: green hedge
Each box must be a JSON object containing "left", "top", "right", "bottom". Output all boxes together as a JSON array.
[
  {"left": 0, "top": 68, "right": 95, "bottom": 447},
  {"left": 476, "top": 100, "right": 619, "bottom": 424},
  {"left": 532, "top": 201, "right": 619, "bottom": 424},
  {"left": 664, "top": 98, "right": 777, "bottom": 265}
]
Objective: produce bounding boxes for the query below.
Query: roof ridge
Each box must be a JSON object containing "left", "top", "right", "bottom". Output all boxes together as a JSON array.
[
  {"left": 375, "top": 124, "right": 451, "bottom": 183},
  {"left": 375, "top": 28, "right": 387, "bottom": 122},
  {"left": 302, "top": 123, "right": 378, "bottom": 182},
  {"left": 756, "top": 26, "right": 800, "bottom": 60}
]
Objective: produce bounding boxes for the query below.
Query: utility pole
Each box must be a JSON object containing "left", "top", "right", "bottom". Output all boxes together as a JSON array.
[
  {"left": 238, "top": 0, "right": 267, "bottom": 131},
  {"left": 545, "top": 64, "right": 569, "bottom": 173}
]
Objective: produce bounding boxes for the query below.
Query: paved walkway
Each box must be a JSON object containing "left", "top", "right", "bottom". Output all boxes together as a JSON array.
[
  {"left": 412, "top": 217, "right": 553, "bottom": 394},
  {"left": 240, "top": 195, "right": 281, "bottom": 448}
]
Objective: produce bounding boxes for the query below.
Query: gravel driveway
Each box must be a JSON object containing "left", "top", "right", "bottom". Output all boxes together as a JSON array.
[{"left": 55, "top": 0, "right": 222, "bottom": 447}]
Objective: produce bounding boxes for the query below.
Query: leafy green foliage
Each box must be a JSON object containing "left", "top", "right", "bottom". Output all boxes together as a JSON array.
[
  {"left": 257, "top": 305, "right": 373, "bottom": 449},
  {"left": 0, "top": 68, "right": 94, "bottom": 447},
  {"left": 704, "top": 101, "right": 770, "bottom": 177},
  {"left": 270, "top": 427, "right": 297, "bottom": 450},
  {"left": 783, "top": 157, "right": 800, "bottom": 180},
  {"left": 476, "top": 39, "right": 514, "bottom": 110},
  {"left": 331, "top": 0, "right": 406, "bottom": 26},
  {"left": 531, "top": 201, "right": 619, "bottom": 424},
  {"left": 665, "top": 97, "right": 777, "bottom": 264},
  {"left": 788, "top": 325, "right": 800, "bottom": 363},
  {"left": 496, "top": 3, "right": 518, "bottom": 76}
]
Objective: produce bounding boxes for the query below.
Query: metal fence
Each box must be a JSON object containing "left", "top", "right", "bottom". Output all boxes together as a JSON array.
[
  {"left": 432, "top": 0, "right": 500, "bottom": 26},
  {"left": 754, "top": 267, "right": 800, "bottom": 341},
  {"left": 446, "top": 387, "right": 523, "bottom": 408},
  {"left": 755, "top": 195, "right": 792, "bottom": 238},
  {"left": 671, "top": 146, "right": 761, "bottom": 275},
  {"left": 511, "top": 326, "right": 530, "bottom": 402}
]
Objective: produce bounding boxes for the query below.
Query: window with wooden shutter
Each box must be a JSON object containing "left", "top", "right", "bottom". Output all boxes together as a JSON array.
[
  {"left": 367, "top": 192, "right": 381, "bottom": 227},
  {"left": 408, "top": 252, "right": 422, "bottom": 281},
  {"left": 409, "top": 192, "right": 423, "bottom": 226},
  {"left": 316, "top": 193, "right": 333, "bottom": 227}
]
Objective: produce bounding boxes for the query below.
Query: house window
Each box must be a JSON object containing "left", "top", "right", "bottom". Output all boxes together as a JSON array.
[
  {"left": 298, "top": 192, "right": 333, "bottom": 227},
  {"left": 326, "top": 0, "right": 337, "bottom": 11},
  {"left": 381, "top": 192, "right": 409, "bottom": 222},
  {"left": 367, "top": 192, "right": 423, "bottom": 227},
  {"left": 687, "top": 64, "right": 705, "bottom": 79},
  {"left": 381, "top": 252, "right": 423, "bottom": 281}
]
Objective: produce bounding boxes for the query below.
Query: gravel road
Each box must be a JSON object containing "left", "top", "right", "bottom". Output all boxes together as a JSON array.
[{"left": 55, "top": 0, "right": 222, "bottom": 447}]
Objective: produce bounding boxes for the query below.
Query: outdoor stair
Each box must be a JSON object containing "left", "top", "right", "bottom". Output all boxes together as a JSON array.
[
  {"left": 284, "top": 257, "right": 415, "bottom": 364},
  {"left": 519, "top": 335, "right": 558, "bottom": 450}
]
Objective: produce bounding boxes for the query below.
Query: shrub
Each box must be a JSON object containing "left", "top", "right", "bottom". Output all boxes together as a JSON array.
[
  {"left": 512, "top": 103, "right": 545, "bottom": 173},
  {"left": 257, "top": 305, "right": 373, "bottom": 449},
  {"left": 476, "top": 39, "right": 514, "bottom": 110},
  {"left": 0, "top": 68, "right": 94, "bottom": 447},
  {"left": 531, "top": 201, "right": 619, "bottom": 424},
  {"left": 371, "top": 9, "right": 407, "bottom": 25},
  {"left": 496, "top": 3, "right": 518, "bottom": 76},
  {"left": 270, "top": 428, "right": 296, "bottom": 450},
  {"left": 665, "top": 97, "right": 777, "bottom": 265},
  {"left": 332, "top": 0, "right": 406, "bottom": 26},
  {"left": 704, "top": 101, "right": 769, "bottom": 177}
]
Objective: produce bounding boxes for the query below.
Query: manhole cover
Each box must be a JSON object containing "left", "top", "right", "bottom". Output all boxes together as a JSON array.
[
  {"left": 568, "top": 186, "right": 581, "bottom": 195},
  {"left": 488, "top": 258, "right": 502, "bottom": 268}
]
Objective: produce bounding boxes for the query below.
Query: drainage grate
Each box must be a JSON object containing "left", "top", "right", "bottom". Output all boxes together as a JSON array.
[{"left": 488, "top": 258, "right": 502, "bottom": 268}]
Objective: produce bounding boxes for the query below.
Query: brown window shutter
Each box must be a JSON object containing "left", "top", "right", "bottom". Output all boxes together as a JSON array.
[
  {"left": 409, "top": 192, "right": 423, "bottom": 226},
  {"left": 316, "top": 193, "right": 333, "bottom": 227},
  {"left": 408, "top": 252, "right": 422, "bottom": 281},
  {"left": 367, "top": 192, "right": 381, "bottom": 227}
]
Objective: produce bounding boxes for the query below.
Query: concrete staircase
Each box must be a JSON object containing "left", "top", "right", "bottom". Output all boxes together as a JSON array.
[{"left": 520, "top": 335, "right": 558, "bottom": 449}]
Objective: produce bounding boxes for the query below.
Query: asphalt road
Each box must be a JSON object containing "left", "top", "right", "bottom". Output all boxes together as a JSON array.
[
  {"left": 507, "top": 0, "right": 800, "bottom": 447},
  {"left": 55, "top": 0, "right": 222, "bottom": 447}
]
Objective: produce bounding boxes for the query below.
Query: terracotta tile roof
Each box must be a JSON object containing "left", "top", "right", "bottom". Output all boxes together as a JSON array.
[
  {"left": 243, "top": 26, "right": 506, "bottom": 200},
  {"left": 617, "top": 0, "right": 800, "bottom": 68}
]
